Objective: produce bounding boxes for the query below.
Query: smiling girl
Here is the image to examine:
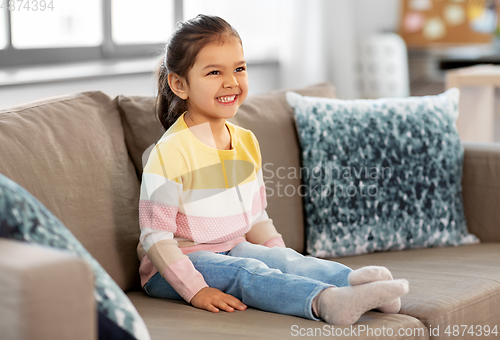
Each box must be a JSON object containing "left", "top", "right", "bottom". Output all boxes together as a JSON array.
[{"left": 137, "top": 14, "right": 408, "bottom": 325}]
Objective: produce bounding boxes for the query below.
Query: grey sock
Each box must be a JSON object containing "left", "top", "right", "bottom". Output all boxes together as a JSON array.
[
  {"left": 348, "top": 266, "right": 393, "bottom": 285},
  {"left": 348, "top": 266, "right": 402, "bottom": 314},
  {"left": 313, "top": 279, "right": 409, "bottom": 325}
]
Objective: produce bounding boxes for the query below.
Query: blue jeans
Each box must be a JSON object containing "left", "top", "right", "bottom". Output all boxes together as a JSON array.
[{"left": 143, "top": 242, "right": 352, "bottom": 320}]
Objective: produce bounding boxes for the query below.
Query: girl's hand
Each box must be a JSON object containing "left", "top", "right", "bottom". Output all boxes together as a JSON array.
[{"left": 190, "top": 287, "right": 247, "bottom": 313}]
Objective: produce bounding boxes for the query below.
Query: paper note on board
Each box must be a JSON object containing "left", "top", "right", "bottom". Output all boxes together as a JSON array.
[
  {"left": 444, "top": 4, "right": 466, "bottom": 26},
  {"left": 423, "top": 17, "right": 446, "bottom": 40},
  {"left": 404, "top": 12, "right": 425, "bottom": 32},
  {"left": 469, "top": 6, "right": 497, "bottom": 33},
  {"left": 467, "top": 3, "right": 484, "bottom": 20}
]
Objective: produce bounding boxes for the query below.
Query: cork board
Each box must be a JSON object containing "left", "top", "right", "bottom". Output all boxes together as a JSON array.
[{"left": 398, "top": 0, "right": 499, "bottom": 47}]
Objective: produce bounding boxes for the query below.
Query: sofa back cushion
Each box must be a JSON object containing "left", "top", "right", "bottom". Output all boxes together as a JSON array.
[
  {"left": 0, "top": 92, "right": 141, "bottom": 291},
  {"left": 117, "top": 83, "right": 337, "bottom": 253},
  {"left": 287, "top": 89, "right": 478, "bottom": 258},
  {"left": 115, "top": 95, "right": 164, "bottom": 179}
]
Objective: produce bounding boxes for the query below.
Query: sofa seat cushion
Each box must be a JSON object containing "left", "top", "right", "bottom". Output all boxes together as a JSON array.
[
  {"left": 126, "top": 291, "right": 428, "bottom": 340},
  {"left": 0, "top": 92, "right": 141, "bottom": 291},
  {"left": 335, "top": 243, "right": 500, "bottom": 333}
]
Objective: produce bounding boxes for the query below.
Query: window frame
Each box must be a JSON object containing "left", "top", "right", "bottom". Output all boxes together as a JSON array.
[{"left": 0, "top": 0, "right": 183, "bottom": 68}]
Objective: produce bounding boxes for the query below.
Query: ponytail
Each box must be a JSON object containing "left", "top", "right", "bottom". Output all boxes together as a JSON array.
[{"left": 155, "top": 59, "right": 187, "bottom": 131}]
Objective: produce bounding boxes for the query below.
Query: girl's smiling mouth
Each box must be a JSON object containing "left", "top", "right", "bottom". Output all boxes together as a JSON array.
[{"left": 216, "top": 94, "right": 238, "bottom": 104}]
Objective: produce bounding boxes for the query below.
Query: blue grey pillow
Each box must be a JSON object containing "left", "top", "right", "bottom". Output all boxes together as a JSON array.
[
  {"left": 286, "top": 88, "right": 479, "bottom": 258},
  {"left": 0, "top": 172, "right": 150, "bottom": 340}
]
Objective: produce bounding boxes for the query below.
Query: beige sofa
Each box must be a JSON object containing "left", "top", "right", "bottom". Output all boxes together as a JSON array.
[{"left": 0, "top": 83, "right": 499, "bottom": 340}]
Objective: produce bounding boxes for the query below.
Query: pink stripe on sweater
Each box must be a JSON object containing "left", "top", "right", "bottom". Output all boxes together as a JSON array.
[
  {"left": 139, "top": 200, "right": 178, "bottom": 231},
  {"left": 138, "top": 255, "right": 158, "bottom": 287},
  {"left": 176, "top": 212, "right": 252, "bottom": 243},
  {"left": 162, "top": 258, "right": 208, "bottom": 302},
  {"left": 251, "top": 184, "right": 267, "bottom": 216}
]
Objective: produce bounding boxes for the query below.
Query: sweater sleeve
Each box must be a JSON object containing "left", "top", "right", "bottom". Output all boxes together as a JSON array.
[
  {"left": 139, "top": 142, "right": 208, "bottom": 302},
  {"left": 245, "top": 133, "right": 286, "bottom": 248}
]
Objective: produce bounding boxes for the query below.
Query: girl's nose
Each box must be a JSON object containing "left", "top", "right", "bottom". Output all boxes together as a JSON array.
[{"left": 223, "top": 75, "right": 238, "bottom": 89}]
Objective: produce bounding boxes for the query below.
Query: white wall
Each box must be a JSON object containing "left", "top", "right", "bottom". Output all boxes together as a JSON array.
[{"left": 353, "top": 0, "right": 401, "bottom": 37}]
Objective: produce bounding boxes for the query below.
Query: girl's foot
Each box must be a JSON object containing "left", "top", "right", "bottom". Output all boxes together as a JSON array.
[
  {"left": 348, "top": 266, "right": 402, "bottom": 314},
  {"left": 313, "top": 279, "right": 409, "bottom": 325},
  {"left": 348, "top": 266, "right": 393, "bottom": 285}
]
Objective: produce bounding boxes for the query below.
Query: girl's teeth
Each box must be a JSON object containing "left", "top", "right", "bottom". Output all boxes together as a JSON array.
[{"left": 218, "top": 95, "right": 236, "bottom": 103}]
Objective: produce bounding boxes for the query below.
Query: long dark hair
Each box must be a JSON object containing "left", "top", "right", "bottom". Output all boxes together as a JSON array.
[{"left": 156, "top": 14, "right": 242, "bottom": 131}]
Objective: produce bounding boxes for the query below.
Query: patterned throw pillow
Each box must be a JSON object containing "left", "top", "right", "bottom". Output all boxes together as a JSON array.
[
  {"left": 286, "top": 89, "right": 479, "bottom": 258},
  {"left": 0, "top": 173, "right": 150, "bottom": 340}
]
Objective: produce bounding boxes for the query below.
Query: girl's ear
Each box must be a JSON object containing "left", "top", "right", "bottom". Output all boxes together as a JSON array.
[{"left": 168, "top": 73, "right": 189, "bottom": 100}]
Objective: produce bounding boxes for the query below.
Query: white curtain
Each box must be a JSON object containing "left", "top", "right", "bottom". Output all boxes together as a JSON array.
[
  {"left": 278, "top": 0, "right": 401, "bottom": 99},
  {"left": 279, "top": 0, "right": 359, "bottom": 99}
]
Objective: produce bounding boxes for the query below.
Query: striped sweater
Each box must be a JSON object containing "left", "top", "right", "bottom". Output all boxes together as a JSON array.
[{"left": 137, "top": 112, "right": 285, "bottom": 302}]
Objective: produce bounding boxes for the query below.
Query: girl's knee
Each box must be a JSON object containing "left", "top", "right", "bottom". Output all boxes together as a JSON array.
[
  {"left": 230, "top": 241, "right": 261, "bottom": 255},
  {"left": 233, "top": 257, "right": 285, "bottom": 279},
  {"left": 237, "top": 257, "right": 270, "bottom": 273},
  {"left": 266, "top": 245, "right": 305, "bottom": 262}
]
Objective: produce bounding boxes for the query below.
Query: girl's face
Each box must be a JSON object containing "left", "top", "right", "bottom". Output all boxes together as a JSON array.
[{"left": 183, "top": 36, "right": 248, "bottom": 122}]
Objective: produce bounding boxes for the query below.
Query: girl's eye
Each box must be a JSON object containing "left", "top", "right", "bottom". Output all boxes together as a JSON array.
[
  {"left": 235, "top": 67, "right": 246, "bottom": 72},
  {"left": 207, "top": 70, "right": 220, "bottom": 75}
]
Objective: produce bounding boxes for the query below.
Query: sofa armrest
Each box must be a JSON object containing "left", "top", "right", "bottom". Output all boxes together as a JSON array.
[
  {"left": 462, "top": 142, "right": 500, "bottom": 242},
  {"left": 0, "top": 239, "right": 96, "bottom": 340}
]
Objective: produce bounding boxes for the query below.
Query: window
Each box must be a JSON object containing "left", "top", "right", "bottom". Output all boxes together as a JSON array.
[
  {"left": 0, "top": 0, "right": 177, "bottom": 67},
  {"left": 112, "top": 0, "right": 175, "bottom": 45},
  {"left": 0, "top": 8, "right": 7, "bottom": 49},
  {"left": 0, "top": 0, "right": 282, "bottom": 68},
  {"left": 11, "top": 0, "right": 102, "bottom": 48}
]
